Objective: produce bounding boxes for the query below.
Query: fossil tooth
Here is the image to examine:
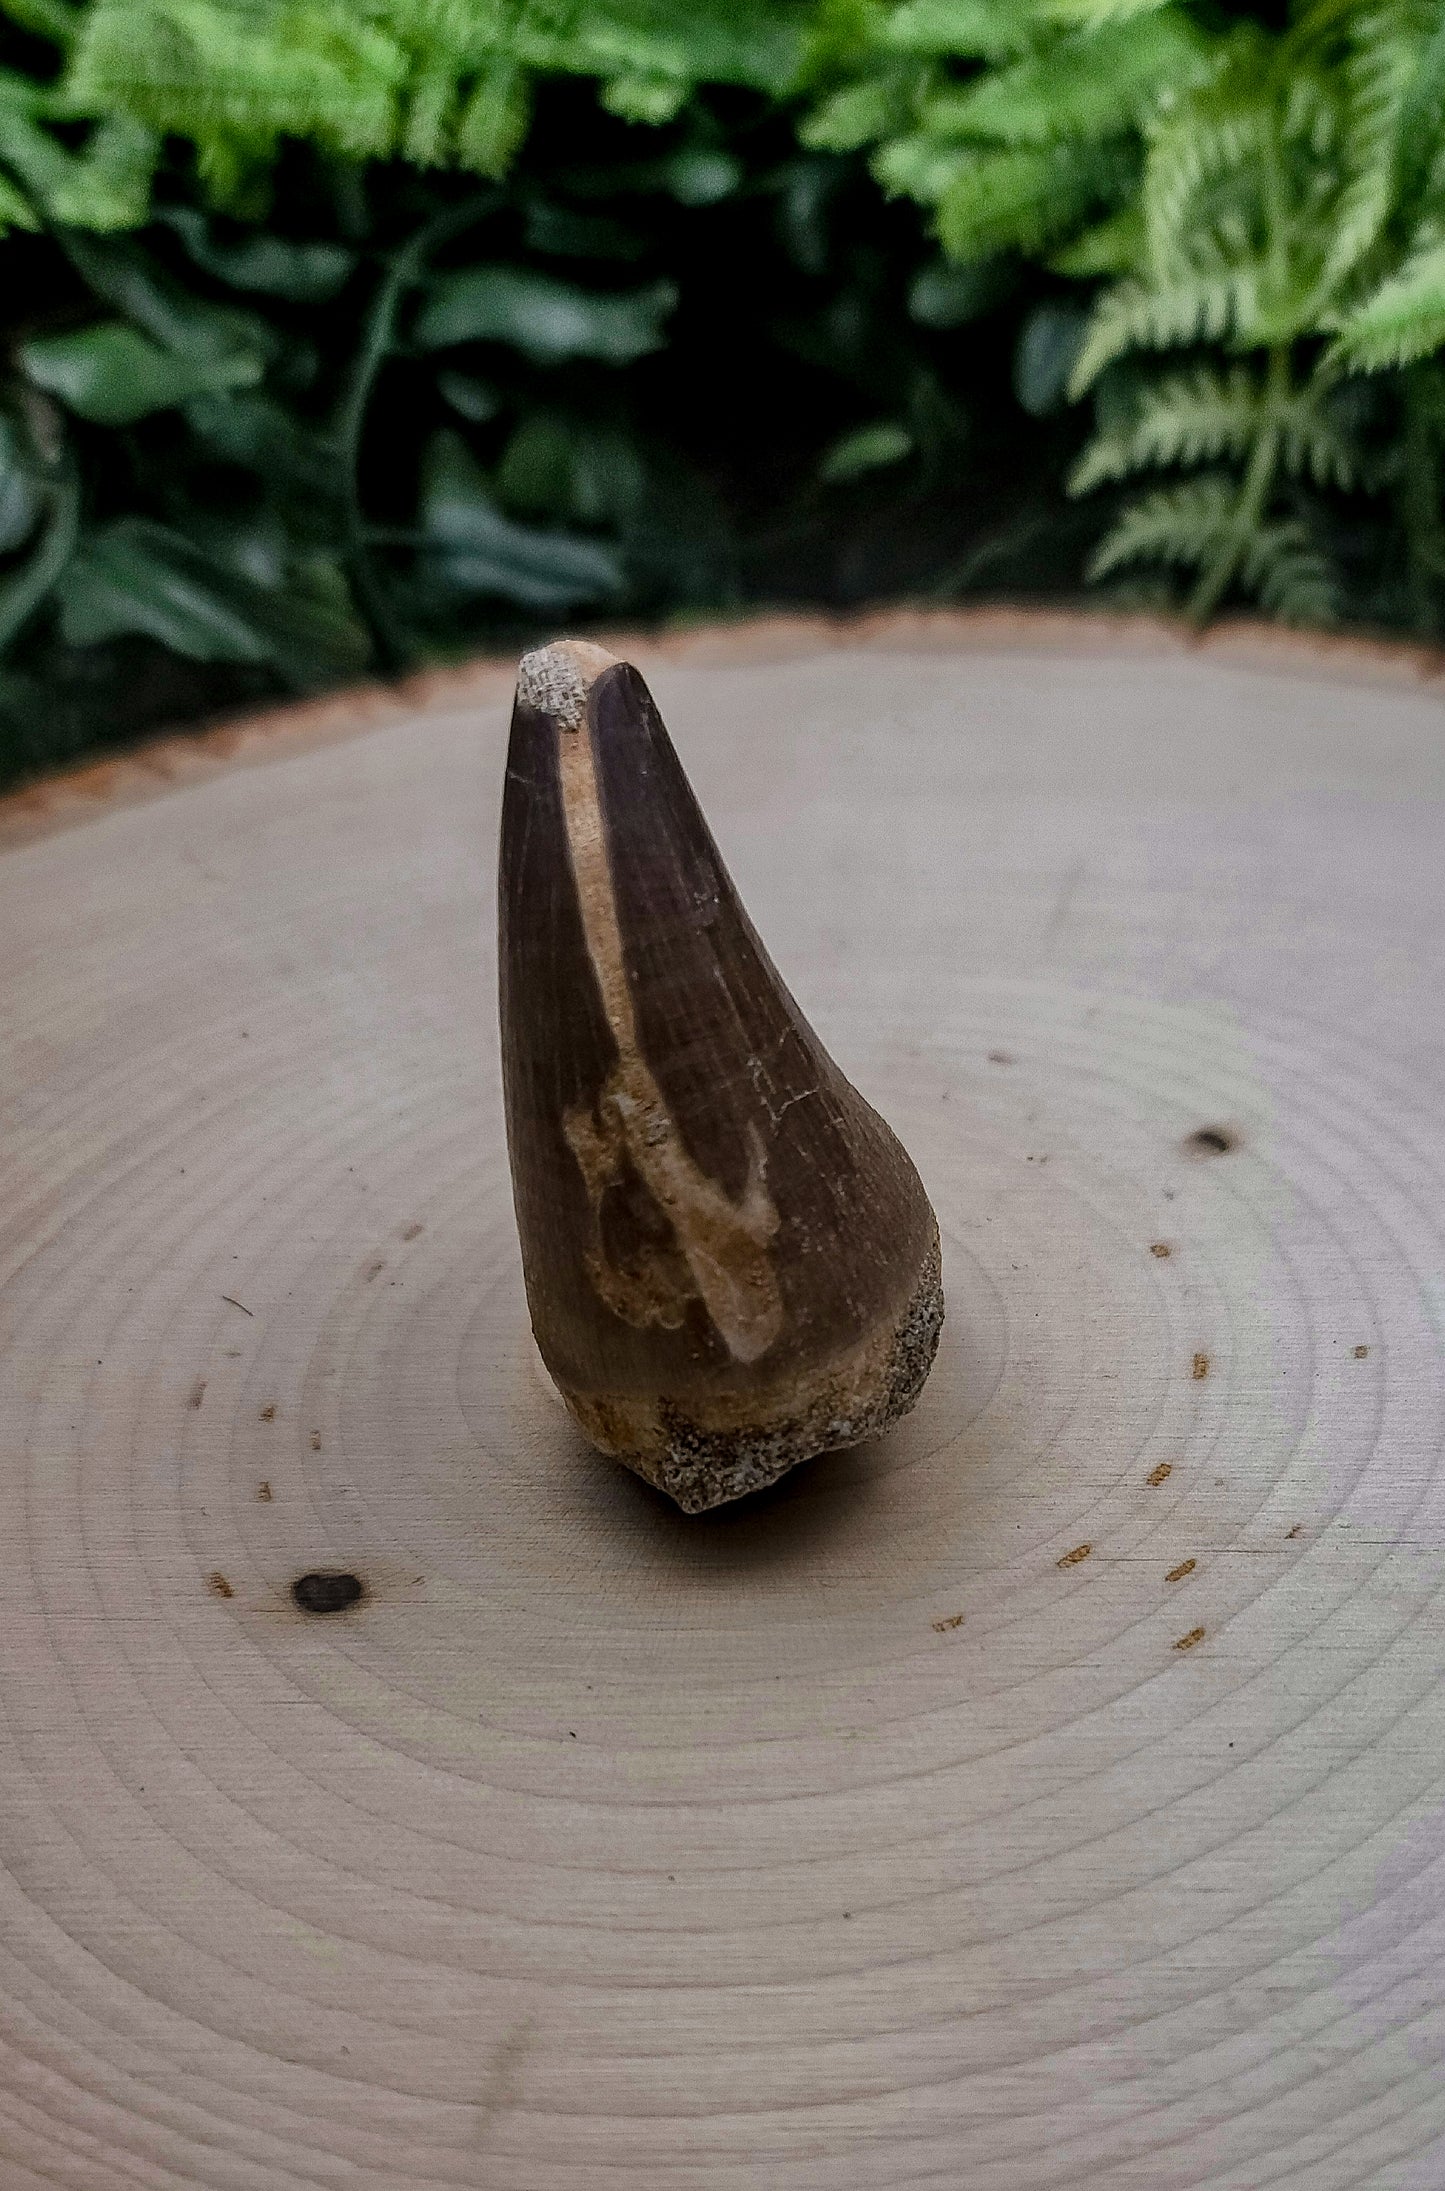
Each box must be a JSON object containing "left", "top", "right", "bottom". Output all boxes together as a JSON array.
[{"left": 498, "top": 639, "right": 943, "bottom": 1513}]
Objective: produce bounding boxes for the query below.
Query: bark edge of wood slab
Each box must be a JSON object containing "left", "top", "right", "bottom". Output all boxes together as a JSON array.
[{"left": 498, "top": 637, "right": 944, "bottom": 1512}]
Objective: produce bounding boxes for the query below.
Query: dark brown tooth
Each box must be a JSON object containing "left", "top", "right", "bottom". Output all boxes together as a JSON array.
[{"left": 498, "top": 638, "right": 943, "bottom": 1513}]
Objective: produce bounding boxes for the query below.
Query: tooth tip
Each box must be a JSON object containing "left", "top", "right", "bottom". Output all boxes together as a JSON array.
[{"left": 516, "top": 639, "right": 622, "bottom": 727}]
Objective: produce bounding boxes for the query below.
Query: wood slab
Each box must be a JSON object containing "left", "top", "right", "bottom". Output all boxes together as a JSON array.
[{"left": 2, "top": 611, "right": 1444, "bottom": 2190}]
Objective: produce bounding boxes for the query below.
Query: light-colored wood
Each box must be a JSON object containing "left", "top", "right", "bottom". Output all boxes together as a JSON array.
[{"left": 2, "top": 611, "right": 1444, "bottom": 2189}]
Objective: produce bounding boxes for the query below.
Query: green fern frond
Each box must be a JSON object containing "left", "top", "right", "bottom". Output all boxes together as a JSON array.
[
  {"left": 1049, "top": 201, "right": 1144, "bottom": 275},
  {"left": 57, "top": 0, "right": 816, "bottom": 187},
  {"left": 917, "top": 13, "right": 1206, "bottom": 149},
  {"left": 1278, "top": 389, "right": 1359, "bottom": 487},
  {"left": 1068, "top": 363, "right": 1258, "bottom": 492},
  {"left": 1070, "top": 269, "right": 1257, "bottom": 392},
  {"left": 1086, "top": 473, "right": 1236, "bottom": 578},
  {"left": 1322, "top": 1, "right": 1431, "bottom": 289},
  {"left": 455, "top": 62, "right": 531, "bottom": 176},
  {"left": 800, "top": 71, "right": 919, "bottom": 153},
  {"left": 1240, "top": 517, "right": 1338, "bottom": 621},
  {"left": 1042, "top": 0, "right": 1174, "bottom": 22},
  {"left": 0, "top": 167, "right": 38, "bottom": 233},
  {"left": 1140, "top": 67, "right": 1274, "bottom": 282},
  {"left": 63, "top": 4, "right": 404, "bottom": 165},
  {"left": 0, "top": 77, "right": 159, "bottom": 231},
  {"left": 931, "top": 139, "right": 1116, "bottom": 257},
  {"left": 1329, "top": 236, "right": 1445, "bottom": 367},
  {"left": 873, "top": 131, "right": 976, "bottom": 206},
  {"left": 880, "top": 0, "right": 1038, "bottom": 63}
]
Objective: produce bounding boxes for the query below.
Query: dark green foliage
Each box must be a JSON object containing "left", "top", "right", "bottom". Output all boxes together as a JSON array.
[
  {"left": 0, "top": 64, "right": 1071, "bottom": 785},
  {"left": 830, "top": 0, "right": 1445, "bottom": 628},
  {"left": 1, "top": 0, "right": 1444, "bottom": 789}
]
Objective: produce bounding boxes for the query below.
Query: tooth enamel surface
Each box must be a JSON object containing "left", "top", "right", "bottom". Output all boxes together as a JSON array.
[{"left": 499, "top": 641, "right": 943, "bottom": 1507}]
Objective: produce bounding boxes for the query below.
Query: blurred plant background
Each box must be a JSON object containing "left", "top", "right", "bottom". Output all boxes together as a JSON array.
[{"left": 2, "top": 0, "right": 1444, "bottom": 786}]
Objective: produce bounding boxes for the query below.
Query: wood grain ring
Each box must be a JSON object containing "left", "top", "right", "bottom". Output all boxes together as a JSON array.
[{"left": 1, "top": 610, "right": 1443, "bottom": 2188}]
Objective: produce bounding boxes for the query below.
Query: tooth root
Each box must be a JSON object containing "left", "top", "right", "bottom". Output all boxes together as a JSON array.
[{"left": 498, "top": 639, "right": 944, "bottom": 1513}]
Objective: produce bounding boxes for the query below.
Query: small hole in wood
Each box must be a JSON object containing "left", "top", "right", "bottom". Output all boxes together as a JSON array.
[
  {"left": 1186, "top": 1126, "right": 1237, "bottom": 1156},
  {"left": 292, "top": 1571, "right": 364, "bottom": 1616}
]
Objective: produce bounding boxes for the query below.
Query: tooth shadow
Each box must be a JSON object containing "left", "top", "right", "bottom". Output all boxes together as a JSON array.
[{"left": 566, "top": 1428, "right": 901, "bottom": 1582}]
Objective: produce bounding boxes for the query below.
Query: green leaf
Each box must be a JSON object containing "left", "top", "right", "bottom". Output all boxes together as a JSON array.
[
  {"left": 162, "top": 208, "right": 355, "bottom": 300},
  {"left": 1087, "top": 473, "right": 1237, "bottom": 579},
  {"left": 1049, "top": 203, "right": 1143, "bottom": 277},
  {"left": 20, "top": 320, "right": 263, "bottom": 425},
  {"left": 0, "top": 100, "right": 158, "bottom": 231},
  {"left": 456, "top": 62, "right": 532, "bottom": 175},
  {"left": 908, "top": 254, "right": 1015, "bottom": 325},
  {"left": 182, "top": 391, "right": 340, "bottom": 499},
  {"left": 1139, "top": 72, "right": 1275, "bottom": 286},
  {"left": 600, "top": 73, "right": 690, "bottom": 124},
  {"left": 494, "top": 412, "right": 648, "bottom": 527},
  {"left": 1044, "top": 0, "right": 1176, "bottom": 22},
  {"left": 413, "top": 267, "right": 677, "bottom": 364},
  {"left": 495, "top": 413, "right": 578, "bottom": 515},
  {"left": 881, "top": 0, "right": 1037, "bottom": 61},
  {"left": 1323, "top": 1, "right": 1426, "bottom": 292},
  {"left": 437, "top": 371, "right": 501, "bottom": 423},
  {"left": 657, "top": 148, "right": 741, "bottom": 205},
  {"left": 1069, "top": 363, "right": 1261, "bottom": 492},
  {"left": 0, "top": 417, "right": 42, "bottom": 555},
  {"left": 418, "top": 431, "right": 624, "bottom": 610},
  {"left": 1240, "top": 516, "right": 1338, "bottom": 623},
  {"left": 0, "top": 467, "right": 80, "bottom": 653},
  {"left": 922, "top": 14, "right": 1207, "bottom": 149},
  {"left": 800, "top": 76, "right": 910, "bottom": 154},
  {"left": 0, "top": 168, "right": 40, "bottom": 234},
  {"left": 1278, "top": 388, "right": 1360, "bottom": 489},
  {"left": 927, "top": 140, "right": 1123, "bottom": 258},
  {"left": 1014, "top": 298, "right": 1090, "bottom": 414},
  {"left": 1330, "top": 239, "right": 1445, "bottom": 369},
  {"left": 1070, "top": 270, "right": 1258, "bottom": 392},
  {"left": 59, "top": 231, "right": 275, "bottom": 373},
  {"left": 872, "top": 133, "right": 975, "bottom": 207},
  {"left": 4, "top": 0, "right": 81, "bottom": 44},
  {"left": 819, "top": 421, "right": 914, "bottom": 481},
  {"left": 56, "top": 518, "right": 369, "bottom": 678}
]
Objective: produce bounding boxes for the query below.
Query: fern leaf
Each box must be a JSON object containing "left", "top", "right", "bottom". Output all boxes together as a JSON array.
[
  {"left": 932, "top": 140, "right": 1111, "bottom": 257},
  {"left": 1070, "top": 269, "right": 1257, "bottom": 392},
  {"left": 1068, "top": 363, "right": 1259, "bottom": 493},
  {"left": 1277, "top": 388, "right": 1359, "bottom": 488},
  {"left": 1330, "top": 237, "right": 1445, "bottom": 368},
  {"left": 1140, "top": 71, "right": 1273, "bottom": 284},
  {"left": 800, "top": 73, "right": 915, "bottom": 154},
  {"left": 401, "top": 65, "right": 456, "bottom": 167},
  {"left": 1086, "top": 474, "right": 1236, "bottom": 579},
  {"left": 0, "top": 167, "right": 39, "bottom": 233},
  {"left": 1241, "top": 518, "right": 1338, "bottom": 622},
  {"left": 880, "top": 0, "right": 1037, "bottom": 63},
  {"left": 0, "top": 101, "right": 158, "bottom": 230},
  {"left": 873, "top": 132, "right": 975, "bottom": 206},
  {"left": 455, "top": 63, "right": 531, "bottom": 176},
  {"left": 1049, "top": 203, "right": 1144, "bottom": 276},
  {"left": 922, "top": 13, "right": 1206, "bottom": 150},
  {"left": 1323, "top": 1, "right": 1430, "bottom": 290},
  {"left": 1043, "top": 0, "right": 1174, "bottom": 21}
]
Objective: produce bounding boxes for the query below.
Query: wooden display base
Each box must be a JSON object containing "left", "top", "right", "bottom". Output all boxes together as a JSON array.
[{"left": 2, "top": 611, "right": 1443, "bottom": 2189}]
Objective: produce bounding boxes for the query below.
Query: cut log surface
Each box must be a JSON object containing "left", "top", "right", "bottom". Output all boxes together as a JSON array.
[{"left": 1, "top": 610, "right": 1443, "bottom": 2191}]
